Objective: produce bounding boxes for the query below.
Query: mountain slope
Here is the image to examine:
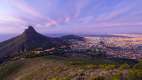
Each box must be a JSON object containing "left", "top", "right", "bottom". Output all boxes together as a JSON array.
[{"left": 0, "top": 26, "right": 65, "bottom": 61}]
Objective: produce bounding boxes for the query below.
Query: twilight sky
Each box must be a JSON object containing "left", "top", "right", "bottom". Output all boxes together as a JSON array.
[{"left": 0, "top": 0, "right": 142, "bottom": 34}]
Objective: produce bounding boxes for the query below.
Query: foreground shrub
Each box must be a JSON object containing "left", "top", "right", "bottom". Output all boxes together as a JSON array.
[
  {"left": 50, "top": 76, "right": 71, "bottom": 80},
  {"left": 111, "top": 73, "right": 122, "bottom": 80},
  {"left": 0, "top": 61, "right": 23, "bottom": 80},
  {"left": 133, "top": 61, "right": 142, "bottom": 69},
  {"left": 119, "top": 63, "right": 130, "bottom": 70},
  {"left": 91, "top": 76, "right": 105, "bottom": 80},
  {"left": 99, "top": 64, "right": 116, "bottom": 70},
  {"left": 126, "top": 69, "right": 142, "bottom": 80}
]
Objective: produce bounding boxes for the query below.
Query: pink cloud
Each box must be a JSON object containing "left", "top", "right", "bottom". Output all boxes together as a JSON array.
[
  {"left": 10, "top": 0, "right": 44, "bottom": 18},
  {"left": 46, "top": 19, "right": 58, "bottom": 27}
]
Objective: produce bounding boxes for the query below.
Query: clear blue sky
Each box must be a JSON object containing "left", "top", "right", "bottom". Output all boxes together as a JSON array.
[{"left": 0, "top": 0, "right": 142, "bottom": 34}]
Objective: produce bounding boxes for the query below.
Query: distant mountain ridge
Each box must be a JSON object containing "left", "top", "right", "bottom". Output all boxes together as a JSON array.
[{"left": 61, "top": 35, "right": 85, "bottom": 41}]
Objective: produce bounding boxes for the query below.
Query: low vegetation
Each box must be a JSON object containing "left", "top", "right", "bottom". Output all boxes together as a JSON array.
[
  {"left": 0, "top": 55, "right": 141, "bottom": 80},
  {"left": 0, "top": 61, "right": 24, "bottom": 80}
]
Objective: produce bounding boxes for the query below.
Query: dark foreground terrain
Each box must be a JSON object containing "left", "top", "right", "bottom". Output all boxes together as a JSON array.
[{"left": 0, "top": 55, "right": 142, "bottom": 80}]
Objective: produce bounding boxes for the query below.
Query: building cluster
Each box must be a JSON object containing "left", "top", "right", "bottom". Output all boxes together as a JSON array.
[{"left": 31, "top": 37, "right": 142, "bottom": 60}]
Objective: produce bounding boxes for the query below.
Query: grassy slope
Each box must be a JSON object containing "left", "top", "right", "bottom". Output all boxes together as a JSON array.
[{"left": 0, "top": 56, "right": 140, "bottom": 80}]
